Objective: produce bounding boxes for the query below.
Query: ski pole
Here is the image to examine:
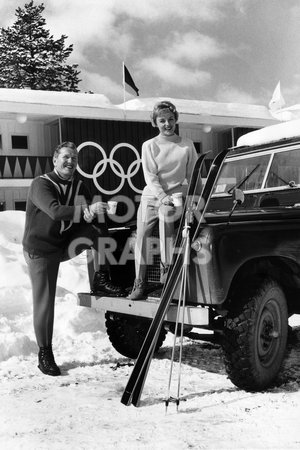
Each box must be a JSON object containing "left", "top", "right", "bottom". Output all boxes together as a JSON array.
[
  {"left": 165, "top": 258, "right": 185, "bottom": 413},
  {"left": 165, "top": 215, "right": 191, "bottom": 412},
  {"left": 176, "top": 224, "right": 190, "bottom": 411}
]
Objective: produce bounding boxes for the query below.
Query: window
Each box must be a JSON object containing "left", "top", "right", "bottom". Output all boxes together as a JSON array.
[
  {"left": 194, "top": 142, "right": 202, "bottom": 154},
  {"left": 11, "top": 135, "right": 28, "bottom": 150},
  {"left": 265, "top": 149, "right": 300, "bottom": 188},
  {"left": 213, "top": 154, "right": 271, "bottom": 194},
  {"left": 0, "top": 202, "right": 5, "bottom": 211},
  {"left": 14, "top": 201, "right": 26, "bottom": 211}
]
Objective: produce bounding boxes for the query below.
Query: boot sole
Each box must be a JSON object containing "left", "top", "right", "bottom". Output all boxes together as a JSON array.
[
  {"left": 91, "top": 290, "right": 127, "bottom": 297},
  {"left": 127, "top": 295, "right": 147, "bottom": 300},
  {"left": 38, "top": 364, "right": 61, "bottom": 376}
]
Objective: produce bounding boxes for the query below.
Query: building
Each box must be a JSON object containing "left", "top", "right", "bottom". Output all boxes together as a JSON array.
[{"left": 0, "top": 88, "right": 278, "bottom": 214}]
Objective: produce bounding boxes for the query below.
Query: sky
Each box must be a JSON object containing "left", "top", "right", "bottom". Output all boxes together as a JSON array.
[{"left": 0, "top": 0, "right": 300, "bottom": 107}]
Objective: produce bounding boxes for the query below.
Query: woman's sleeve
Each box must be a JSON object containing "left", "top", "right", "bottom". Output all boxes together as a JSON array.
[
  {"left": 186, "top": 141, "right": 199, "bottom": 182},
  {"left": 142, "top": 141, "right": 167, "bottom": 201}
]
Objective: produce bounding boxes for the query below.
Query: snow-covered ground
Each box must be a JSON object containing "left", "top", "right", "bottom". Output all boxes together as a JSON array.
[{"left": 1, "top": 210, "right": 300, "bottom": 450}]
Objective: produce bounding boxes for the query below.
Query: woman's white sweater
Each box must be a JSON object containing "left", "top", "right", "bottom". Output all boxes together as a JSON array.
[{"left": 141, "top": 134, "right": 198, "bottom": 201}]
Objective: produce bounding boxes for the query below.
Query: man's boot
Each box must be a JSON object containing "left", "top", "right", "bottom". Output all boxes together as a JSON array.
[
  {"left": 38, "top": 346, "right": 61, "bottom": 376},
  {"left": 91, "top": 270, "right": 126, "bottom": 297}
]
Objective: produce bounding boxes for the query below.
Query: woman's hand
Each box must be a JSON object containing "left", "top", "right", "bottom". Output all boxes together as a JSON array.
[
  {"left": 160, "top": 195, "right": 174, "bottom": 207},
  {"left": 89, "top": 201, "right": 108, "bottom": 215}
]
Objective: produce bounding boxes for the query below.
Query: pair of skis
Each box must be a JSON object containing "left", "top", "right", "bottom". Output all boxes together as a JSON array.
[{"left": 121, "top": 148, "right": 229, "bottom": 407}]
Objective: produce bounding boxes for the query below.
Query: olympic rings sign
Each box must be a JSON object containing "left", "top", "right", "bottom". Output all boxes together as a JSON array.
[{"left": 76, "top": 141, "right": 143, "bottom": 195}]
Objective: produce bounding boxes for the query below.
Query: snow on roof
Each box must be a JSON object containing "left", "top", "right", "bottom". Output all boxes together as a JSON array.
[
  {"left": 0, "top": 88, "right": 113, "bottom": 108},
  {"left": 270, "top": 104, "right": 300, "bottom": 122},
  {"left": 0, "top": 88, "right": 276, "bottom": 125},
  {"left": 118, "top": 97, "right": 274, "bottom": 120},
  {"left": 237, "top": 118, "right": 300, "bottom": 147},
  {"left": 0, "top": 88, "right": 123, "bottom": 121}
]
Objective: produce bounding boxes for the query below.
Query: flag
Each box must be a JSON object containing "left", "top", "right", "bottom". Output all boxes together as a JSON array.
[
  {"left": 268, "top": 82, "right": 285, "bottom": 111},
  {"left": 123, "top": 64, "right": 139, "bottom": 96}
]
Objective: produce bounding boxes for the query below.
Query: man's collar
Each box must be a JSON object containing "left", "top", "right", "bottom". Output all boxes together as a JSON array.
[{"left": 54, "top": 169, "right": 73, "bottom": 182}]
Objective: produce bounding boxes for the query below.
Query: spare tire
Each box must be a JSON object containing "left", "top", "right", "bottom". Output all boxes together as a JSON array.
[{"left": 105, "top": 312, "right": 168, "bottom": 359}]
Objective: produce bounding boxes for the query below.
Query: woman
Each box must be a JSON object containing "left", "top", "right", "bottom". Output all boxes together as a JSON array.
[{"left": 129, "top": 101, "right": 198, "bottom": 300}]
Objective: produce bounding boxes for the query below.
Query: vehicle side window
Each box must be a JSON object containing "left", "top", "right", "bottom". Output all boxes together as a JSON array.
[{"left": 265, "top": 149, "right": 300, "bottom": 188}]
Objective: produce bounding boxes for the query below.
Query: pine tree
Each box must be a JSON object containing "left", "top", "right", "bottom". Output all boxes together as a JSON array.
[{"left": 0, "top": 1, "right": 81, "bottom": 91}]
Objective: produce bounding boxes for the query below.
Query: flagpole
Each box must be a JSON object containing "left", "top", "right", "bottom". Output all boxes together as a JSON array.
[{"left": 122, "top": 61, "right": 126, "bottom": 120}]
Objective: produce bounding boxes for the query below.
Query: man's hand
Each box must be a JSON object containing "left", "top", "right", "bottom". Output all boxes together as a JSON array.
[
  {"left": 83, "top": 207, "right": 94, "bottom": 223},
  {"left": 89, "top": 201, "right": 108, "bottom": 215}
]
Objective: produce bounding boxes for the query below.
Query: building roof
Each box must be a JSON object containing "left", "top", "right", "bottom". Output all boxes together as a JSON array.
[{"left": 0, "top": 88, "right": 277, "bottom": 128}]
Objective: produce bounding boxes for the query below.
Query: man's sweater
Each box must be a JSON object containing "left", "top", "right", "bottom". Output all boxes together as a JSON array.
[
  {"left": 141, "top": 134, "right": 198, "bottom": 201},
  {"left": 22, "top": 171, "right": 92, "bottom": 256}
]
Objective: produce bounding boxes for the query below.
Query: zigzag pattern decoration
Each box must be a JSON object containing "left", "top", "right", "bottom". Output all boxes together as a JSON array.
[{"left": 0, "top": 156, "right": 53, "bottom": 178}]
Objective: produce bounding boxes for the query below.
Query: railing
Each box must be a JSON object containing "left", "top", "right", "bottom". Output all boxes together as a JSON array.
[{"left": 0, "top": 155, "right": 53, "bottom": 178}]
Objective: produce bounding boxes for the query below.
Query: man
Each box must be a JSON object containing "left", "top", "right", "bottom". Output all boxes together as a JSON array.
[{"left": 23, "top": 141, "right": 125, "bottom": 377}]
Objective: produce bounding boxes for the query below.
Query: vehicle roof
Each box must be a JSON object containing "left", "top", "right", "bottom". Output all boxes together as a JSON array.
[
  {"left": 236, "top": 118, "right": 300, "bottom": 148},
  {"left": 229, "top": 135, "right": 300, "bottom": 158},
  {"left": 229, "top": 118, "right": 300, "bottom": 157}
]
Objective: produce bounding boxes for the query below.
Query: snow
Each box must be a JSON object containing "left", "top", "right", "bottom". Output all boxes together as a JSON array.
[
  {"left": 1, "top": 210, "right": 300, "bottom": 449},
  {"left": 269, "top": 104, "right": 300, "bottom": 122},
  {"left": 117, "top": 97, "right": 273, "bottom": 120},
  {"left": 237, "top": 118, "right": 300, "bottom": 147},
  {"left": 0, "top": 88, "right": 113, "bottom": 108},
  {"left": 0, "top": 88, "right": 275, "bottom": 123}
]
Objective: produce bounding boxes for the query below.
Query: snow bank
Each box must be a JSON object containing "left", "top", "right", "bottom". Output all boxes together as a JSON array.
[
  {"left": 1, "top": 215, "right": 300, "bottom": 450},
  {"left": 0, "top": 211, "right": 107, "bottom": 363}
]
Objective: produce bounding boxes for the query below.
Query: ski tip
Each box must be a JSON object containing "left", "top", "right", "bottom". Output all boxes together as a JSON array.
[
  {"left": 131, "top": 398, "right": 141, "bottom": 408},
  {"left": 121, "top": 390, "right": 132, "bottom": 406}
]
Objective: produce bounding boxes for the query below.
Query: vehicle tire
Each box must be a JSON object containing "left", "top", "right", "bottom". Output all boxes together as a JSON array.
[
  {"left": 105, "top": 312, "right": 168, "bottom": 359},
  {"left": 222, "top": 277, "right": 288, "bottom": 391}
]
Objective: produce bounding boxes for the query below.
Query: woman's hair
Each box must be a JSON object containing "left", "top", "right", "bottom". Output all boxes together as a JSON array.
[
  {"left": 53, "top": 141, "right": 77, "bottom": 157},
  {"left": 150, "top": 100, "right": 179, "bottom": 127}
]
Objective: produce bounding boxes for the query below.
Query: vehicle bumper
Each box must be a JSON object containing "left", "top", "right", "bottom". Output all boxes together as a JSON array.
[{"left": 77, "top": 293, "right": 210, "bottom": 327}]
